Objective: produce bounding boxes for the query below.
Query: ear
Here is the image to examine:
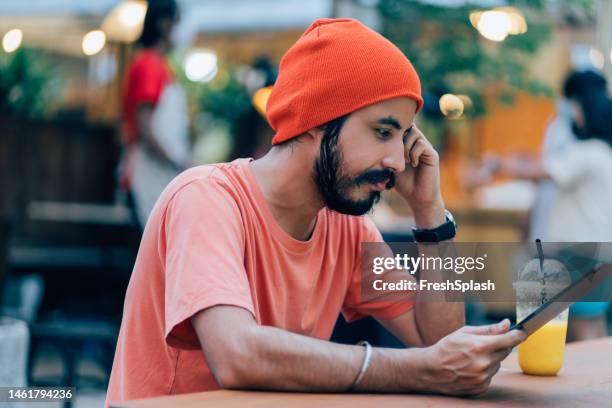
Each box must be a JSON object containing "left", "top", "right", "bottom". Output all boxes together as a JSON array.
[
  {"left": 304, "top": 127, "right": 325, "bottom": 142},
  {"left": 302, "top": 127, "right": 325, "bottom": 153}
]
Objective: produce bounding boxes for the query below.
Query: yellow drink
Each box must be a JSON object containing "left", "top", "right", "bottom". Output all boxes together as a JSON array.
[{"left": 518, "top": 321, "right": 568, "bottom": 376}]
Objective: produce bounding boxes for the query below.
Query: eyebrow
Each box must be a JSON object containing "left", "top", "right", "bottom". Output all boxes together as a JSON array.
[
  {"left": 375, "top": 116, "right": 402, "bottom": 130},
  {"left": 375, "top": 116, "right": 414, "bottom": 134}
]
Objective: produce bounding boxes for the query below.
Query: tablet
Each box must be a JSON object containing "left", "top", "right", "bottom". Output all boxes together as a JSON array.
[{"left": 510, "top": 264, "right": 611, "bottom": 335}]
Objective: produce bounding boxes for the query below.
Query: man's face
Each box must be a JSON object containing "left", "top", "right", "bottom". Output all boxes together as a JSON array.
[{"left": 313, "top": 97, "right": 418, "bottom": 215}]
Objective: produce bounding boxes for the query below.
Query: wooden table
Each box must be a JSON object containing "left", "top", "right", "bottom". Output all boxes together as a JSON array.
[{"left": 112, "top": 337, "right": 612, "bottom": 408}]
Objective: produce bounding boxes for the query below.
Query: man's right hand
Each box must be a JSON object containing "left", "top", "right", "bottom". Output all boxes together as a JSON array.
[{"left": 418, "top": 319, "right": 526, "bottom": 396}]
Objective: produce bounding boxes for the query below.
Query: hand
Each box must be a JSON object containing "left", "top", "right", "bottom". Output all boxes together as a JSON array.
[
  {"left": 498, "top": 154, "right": 537, "bottom": 178},
  {"left": 464, "top": 154, "right": 501, "bottom": 191},
  {"left": 419, "top": 319, "right": 526, "bottom": 396},
  {"left": 393, "top": 127, "right": 444, "bottom": 227}
]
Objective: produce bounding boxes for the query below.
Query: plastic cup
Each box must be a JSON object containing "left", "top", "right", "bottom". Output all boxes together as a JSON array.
[{"left": 514, "top": 259, "right": 570, "bottom": 376}]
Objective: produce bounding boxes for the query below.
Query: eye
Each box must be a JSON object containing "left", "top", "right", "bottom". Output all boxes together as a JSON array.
[{"left": 375, "top": 128, "right": 392, "bottom": 140}]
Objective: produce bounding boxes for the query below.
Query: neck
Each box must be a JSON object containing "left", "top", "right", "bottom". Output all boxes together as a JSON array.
[
  {"left": 152, "top": 40, "right": 170, "bottom": 56},
  {"left": 250, "top": 144, "right": 323, "bottom": 241}
]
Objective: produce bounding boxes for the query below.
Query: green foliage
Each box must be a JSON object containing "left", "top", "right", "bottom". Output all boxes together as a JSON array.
[
  {"left": 377, "top": 0, "right": 556, "bottom": 118},
  {"left": 0, "top": 48, "right": 59, "bottom": 119},
  {"left": 197, "top": 70, "right": 253, "bottom": 130},
  {"left": 169, "top": 52, "right": 252, "bottom": 135}
]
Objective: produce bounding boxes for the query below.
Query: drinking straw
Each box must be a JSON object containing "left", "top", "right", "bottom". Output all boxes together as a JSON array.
[{"left": 536, "top": 238, "right": 545, "bottom": 273}]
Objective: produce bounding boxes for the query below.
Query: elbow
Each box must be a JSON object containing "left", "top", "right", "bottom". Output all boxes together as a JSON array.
[
  {"left": 211, "top": 354, "right": 253, "bottom": 390},
  {"left": 213, "top": 364, "right": 247, "bottom": 390},
  {"left": 421, "top": 333, "right": 439, "bottom": 348},
  {"left": 208, "top": 333, "right": 260, "bottom": 390}
]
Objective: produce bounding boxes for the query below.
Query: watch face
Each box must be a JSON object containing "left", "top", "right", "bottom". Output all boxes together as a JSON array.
[
  {"left": 444, "top": 209, "right": 456, "bottom": 227},
  {"left": 413, "top": 209, "right": 457, "bottom": 242},
  {"left": 445, "top": 210, "right": 458, "bottom": 231}
]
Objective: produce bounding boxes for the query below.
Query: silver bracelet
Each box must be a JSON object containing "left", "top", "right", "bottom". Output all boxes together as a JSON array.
[{"left": 348, "top": 340, "right": 372, "bottom": 391}]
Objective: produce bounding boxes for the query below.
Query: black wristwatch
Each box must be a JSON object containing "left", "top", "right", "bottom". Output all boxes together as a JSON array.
[{"left": 412, "top": 209, "right": 457, "bottom": 243}]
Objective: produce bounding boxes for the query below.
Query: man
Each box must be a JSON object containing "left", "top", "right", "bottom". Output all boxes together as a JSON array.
[{"left": 106, "top": 18, "right": 525, "bottom": 406}]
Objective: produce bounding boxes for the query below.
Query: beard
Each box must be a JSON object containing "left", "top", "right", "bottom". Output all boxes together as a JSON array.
[{"left": 312, "top": 116, "right": 396, "bottom": 216}]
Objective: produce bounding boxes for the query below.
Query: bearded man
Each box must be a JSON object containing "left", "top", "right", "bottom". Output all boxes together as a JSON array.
[{"left": 106, "top": 18, "right": 525, "bottom": 406}]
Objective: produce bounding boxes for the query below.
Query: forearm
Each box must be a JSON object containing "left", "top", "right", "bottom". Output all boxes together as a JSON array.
[
  {"left": 413, "top": 249, "right": 465, "bottom": 345},
  {"left": 500, "top": 160, "right": 550, "bottom": 181},
  {"left": 208, "top": 323, "right": 427, "bottom": 392},
  {"left": 412, "top": 199, "right": 465, "bottom": 345}
]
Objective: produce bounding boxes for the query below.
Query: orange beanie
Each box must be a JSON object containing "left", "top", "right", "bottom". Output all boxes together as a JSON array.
[{"left": 267, "top": 18, "right": 423, "bottom": 145}]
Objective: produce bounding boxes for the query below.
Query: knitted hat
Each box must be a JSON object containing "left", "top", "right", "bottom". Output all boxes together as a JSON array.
[{"left": 266, "top": 18, "right": 423, "bottom": 145}]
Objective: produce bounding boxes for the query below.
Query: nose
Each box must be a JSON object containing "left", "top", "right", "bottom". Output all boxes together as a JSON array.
[{"left": 381, "top": 140, "right": 406, "bottom": 174}]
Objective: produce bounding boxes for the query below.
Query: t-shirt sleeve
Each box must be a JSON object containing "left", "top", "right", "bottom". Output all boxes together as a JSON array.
[
  {"left": 161, "top": 178, "right": 255, "bottom": 350},
  {"left": 342, "top": 217, "right": 415, "bottom": 323},
  {"left": 129, "top": 58, "right": 167, "bottom": 106},
  {"left": 543, "top": 141, "right": 606, "bottom": 190}
]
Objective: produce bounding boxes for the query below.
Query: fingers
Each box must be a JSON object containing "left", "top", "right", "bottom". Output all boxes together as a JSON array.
[
  {"left": 404, "top": 130, "right": 420, "bottom": 165},
  {"left": 404, "top": 126, "right": 423, "bottom": 148},
  {"left": 409, "top": 139, "right": 428, "bottom": 168},
  {"left": 481, "top": 329, "right": 527, "bottom": 351},
  {"left": 463, "top": 351, "right": 506, "bottom": 396},
  {"left": 490, "top": 347, "right": 512, "bottom": 364},
  {"left": 461, "top": 319, "right": 510, "bottom": 335},
  {"left": 460, "top": 320, "right": 525, "bottom": 352},
  {"left": 405, "top": 129, "right": 436, "bottom": 168}
]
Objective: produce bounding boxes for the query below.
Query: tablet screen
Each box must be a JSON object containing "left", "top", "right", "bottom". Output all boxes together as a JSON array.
[{"left": 511, "top": 264, "right": 610, "bottom": 335}]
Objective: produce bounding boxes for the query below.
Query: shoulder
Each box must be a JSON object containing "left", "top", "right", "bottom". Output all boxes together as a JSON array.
[
  {"left": 154, "top": 163, "right": 248, "bottom": 240},
  {"left": 129, "top": 50, "right": 169, "bottom": 75},
  {"left": 131, "top": 49, "right": 162, "bottom": 65},
  {"left": 565, "top": 139, "right": 612, "bottom": 165},
  {"left": 579, "top": 139, "right": 611, "bottom": 155},
  {"left": 162, "top": 162, "right": 243, "bottom": 207}
]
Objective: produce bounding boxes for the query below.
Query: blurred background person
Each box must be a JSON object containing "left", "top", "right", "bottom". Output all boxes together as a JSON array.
[
  {"left": 468, "top": 70, "right": 612, "bottom": 341},
  {"left": 120, "top": 0, "right": 191, "bottom": 229}
]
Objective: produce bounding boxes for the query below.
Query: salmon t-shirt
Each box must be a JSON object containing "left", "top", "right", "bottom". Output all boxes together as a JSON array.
[{"left": 105, "top": 158, "right": 414, "bottom": 406}]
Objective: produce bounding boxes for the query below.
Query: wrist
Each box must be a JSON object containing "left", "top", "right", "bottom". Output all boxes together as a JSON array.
[
  {"left": 412, "top": 198, "right": 446, "bottom": 229},
  {"left": 395, "top": 348, "right": 432, "bottom": 393},
  {"left": 412, "top": 345, "right": 442, "bottom": 393}
]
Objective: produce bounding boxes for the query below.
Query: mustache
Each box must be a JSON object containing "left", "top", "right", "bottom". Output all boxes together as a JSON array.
[{"left": 354, "top": 169, "right": 396, "bottom": 189}]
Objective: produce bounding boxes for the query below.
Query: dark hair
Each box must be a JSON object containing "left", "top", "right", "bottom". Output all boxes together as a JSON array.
[
  {"left": 563, "top": 70, "right": 612, "bottom": 143},
  {"left": 274, "top": 116, "right": 347, "bottom": 151},
  {"left": 313, "top": 115, "right": 348, "bottom": 202},
  {"left": 137, "top": 0, "right": 178, "bottom": 47},
  {"left": 563, "top": 70, "right": 607, "bottom": 100}
]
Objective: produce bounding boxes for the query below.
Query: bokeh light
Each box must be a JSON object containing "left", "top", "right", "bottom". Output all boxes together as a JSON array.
[
  {"left": 102, "top": 0, "right": 147, "bottom": 42},
  {"left": 252, "top": 86, "right": 273, "bottom": 117},
  {"left": 477, "top": 11, "right": 512, "bottom": 42},
  {"left": 439, "top": 93, "right": 464, "bottom": 119},
  {"left": 82, "top": 30, "right": 106, "bottom": 56},
  {"left": 2, "top": 29, "right": 23, "bottom": 53},
  {"left": 184, "top": 51, "right": 218, "bottom": 83}
]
